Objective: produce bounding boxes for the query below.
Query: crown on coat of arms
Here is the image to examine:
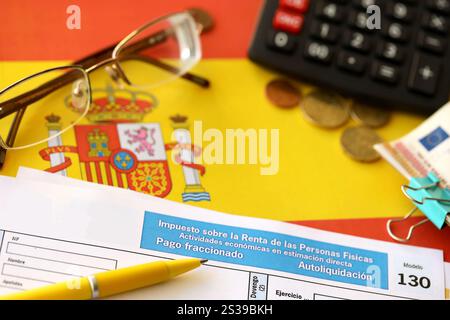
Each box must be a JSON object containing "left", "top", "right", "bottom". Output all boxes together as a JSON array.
[
  {"left": 170, "top": 114, "right": 188, "bottom": 123},
  {"left": 65, "top": 85, "right": 158, "bottom": 123},
  {"left": 45, "top": 114, "right": 63, "bottom": 130},
  {"left": 170, "top": 114, "right": 189, "bottom": 129},
  {"left": 45, "top": 114, "right": 61, "bottom": 123}
]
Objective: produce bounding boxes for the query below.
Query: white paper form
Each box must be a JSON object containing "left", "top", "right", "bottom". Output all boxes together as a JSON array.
[{"left": 0, "top": 168, "right": 444, "bottom": 300}]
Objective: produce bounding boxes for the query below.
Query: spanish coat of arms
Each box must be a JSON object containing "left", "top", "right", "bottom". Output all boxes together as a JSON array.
[{"left": 39, "top": 86, "right": 210, "bottom": 202}]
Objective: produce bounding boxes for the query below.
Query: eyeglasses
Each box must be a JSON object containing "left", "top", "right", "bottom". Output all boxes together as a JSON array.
[{"left": 0, "top": 11, "right": 210, "bottom": 168}]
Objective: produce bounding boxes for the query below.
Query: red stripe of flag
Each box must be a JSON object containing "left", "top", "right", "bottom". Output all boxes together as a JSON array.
[
  {"left": 94, "top": 162, "right": 103, "bottom": 184},
  {"left": 0, "top": 0, "right": 263, "bottom": 61},
  {"left": 116, "top": 171, "right": 124, "bottom": 188},
  {"left": 85, "top": 162, "right": 93, "bottom": 182},
  {"left": 104, "top": 163, "right": 113, "bottom": 186}
]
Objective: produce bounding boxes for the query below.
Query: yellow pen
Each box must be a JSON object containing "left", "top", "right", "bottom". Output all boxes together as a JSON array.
[{"left": 0, "top": 258, "right": 207, "bottom": 300}]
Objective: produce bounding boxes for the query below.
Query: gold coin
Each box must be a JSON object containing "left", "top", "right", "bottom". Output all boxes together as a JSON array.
[
  {"left": 301, "top": 90, "right": 351, "bottom": 129},
  {"left": 340, "top": 126, "right": 383, "bottom": 163},
  {"left": 351, "top": 102, "right": 391, "bottom": 128},
  {"left": 266, "top": 79, "right": 301, "bottom": 109},
  {"left": 187, "top": 8, "right": 214, "bottom": 33}
]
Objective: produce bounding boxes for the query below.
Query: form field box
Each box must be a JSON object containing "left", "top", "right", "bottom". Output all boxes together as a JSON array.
[
  {"left": 6, "top": 242, "right": 116, "bottom": 270},
  {"left": 314, "top": 293, "right": 346, "bottom": 300},
  {"left": 2, "top": 264, "right": 80, "bottom": 284}
]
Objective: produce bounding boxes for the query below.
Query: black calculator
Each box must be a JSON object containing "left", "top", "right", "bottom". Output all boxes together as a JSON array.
[{"left": 248, "top": 0, "right": 450, "bottom": 114}]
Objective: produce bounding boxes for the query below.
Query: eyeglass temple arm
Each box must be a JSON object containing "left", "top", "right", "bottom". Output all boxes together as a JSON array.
[
  {"left": 0, "top": 70, "right": 81, "bottom": 119},
  {"left": 121, "top": 54, "right": 209, "bottom": 88},
  {"left": 0, "top": 107, "right": 25, "bottom": 168}
]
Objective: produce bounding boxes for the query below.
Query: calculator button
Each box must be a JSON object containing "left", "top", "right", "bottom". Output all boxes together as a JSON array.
[
  {"left": 337, "top": 51, "right": 367, "bottom": 74},
  {"left": 280, "top": 0, "right": 310, "bottom": 13},
  {"left": 352, "top": 0, "right": 378, "bottom": 9},
  {"left": 315, "top": 1, "right": 345, "bottom": 22},
  {"left": 311, "top": 21, "right": 339, "bottom": 43},
  {"left": 417, "top": 31, "right": 447, "bottom": 53},
  {"left": 371, "top": 62, "right": 400, "bottom": 83},
  {"left": 350, "top": 11, "right": 370, "bottom": 30},
  {"left": 386, "top": 2, "right": 415, "bottom": 22},
  {"left": 273, "top": 9, "right": 305, "bottom": 34},
  {"left": 267, "top": 30, "right": 297, "bottom": 53},
  {"left": 426, "top": 0, "right": 450, "bottom": 15},
  {"left": 343, "top": 31, "right": 371, "bottom": 52},
  {"left": 304, "top": 41, "right": 333, "bottom": 64},
  {"left": 422, "top": 13, "right": 449, "bottom": 34},
  {"left": 408, "top": 53, "right": 441, "bottom": 95},
  {"left": 376, "top": 42, "right": 404, "bottom": 62},
  {"left": 382, "top": 22, "right": 410, "bottom": 42}
]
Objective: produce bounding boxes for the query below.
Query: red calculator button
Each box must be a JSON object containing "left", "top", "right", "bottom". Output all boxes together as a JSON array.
[
  {"left": 280, "top": 0, "right": 310, "bottom": 13},
  {"left": 273, "top": 9, "right": 304, "bottom": 33}
]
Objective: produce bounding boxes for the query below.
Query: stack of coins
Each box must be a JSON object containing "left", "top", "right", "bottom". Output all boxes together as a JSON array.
[{"left": 265, "top": 78, "right": 390, "bottom": 163}]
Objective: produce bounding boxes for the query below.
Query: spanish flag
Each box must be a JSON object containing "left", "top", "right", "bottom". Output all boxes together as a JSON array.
[{"left": 1, "top": 0, "right": 449, "bottom": 277}]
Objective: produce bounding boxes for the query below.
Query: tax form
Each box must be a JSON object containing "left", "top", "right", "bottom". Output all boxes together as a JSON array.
[{"left": 0, "top": 168, "right": 445, "bottom": 300}]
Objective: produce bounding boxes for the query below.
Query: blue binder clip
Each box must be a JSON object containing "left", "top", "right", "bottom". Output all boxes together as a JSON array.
[{"left": 387, "top": 172, "right": 450, "bottom": 242}]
